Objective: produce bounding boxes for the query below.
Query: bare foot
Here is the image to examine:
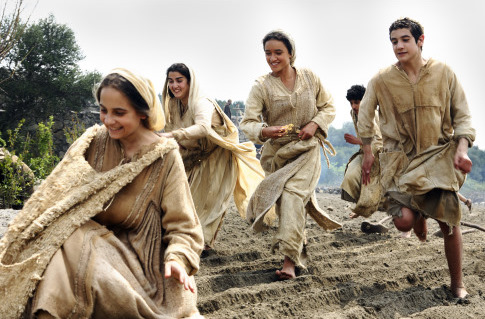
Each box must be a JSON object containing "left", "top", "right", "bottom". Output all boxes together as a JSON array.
[
  {"left": 276, "top": 256, "right": 296, "bottom": 280},
  {"left": 400, "top": 230, "right": 412, "bottom": 238},
  {"left": 413, "top": 214, "right": 427, "bottom": 242},
  {"left": 349, "top": 212, "right": 358, "bottom": 219},
  {"left": 451, "top": 285, "right": 468, "bottom": 299}
]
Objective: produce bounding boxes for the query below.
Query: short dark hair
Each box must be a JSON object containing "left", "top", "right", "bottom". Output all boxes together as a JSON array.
[
  {"left": 346, "top": 85, "right": 366, "bottom": 102},
  {"left": 262, "top": 31, "right": 293, "bottom": 56},
  {"left": 96, "top": 73, "right": 150, "bottom": 127},
  {"left": 389, "top": 17, "right": 424, "bottom": 44},
  {"left": 166, "top": 63, "right": 191, "bottom": 98}
]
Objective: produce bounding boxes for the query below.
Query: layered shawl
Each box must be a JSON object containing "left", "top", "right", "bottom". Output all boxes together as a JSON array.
[{"left": 0, "top": 125, "right": 177, "bottom": 318}]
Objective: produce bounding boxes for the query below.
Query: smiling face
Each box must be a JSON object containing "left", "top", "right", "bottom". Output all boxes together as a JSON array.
[
  {"left": 99, "top": 86, "right": 147, "bottom": 142},
  {"left": 264, "top": 39, "right": 292, "bottom": 75},
  {"left": 167, "top": 71, "right": 190, "bottom": 105},
  {"left": 390, "top": 28, "right": 424, "bottom": 65}
]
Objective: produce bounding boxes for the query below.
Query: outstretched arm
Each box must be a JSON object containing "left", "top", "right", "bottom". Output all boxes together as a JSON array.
[
  {"left": 306, "top": 72, "right": 335, "bottom": 139},
  {"left": 361, "top": 144, "right": 374, "bottom": 185},
  {"left": 165, "top": 260, "right": 195, "bottom": 293},
  {"left": 161, "top": 151, "right": 204, "bottom": 278},
  {"left": 344, "top": 133, "right": 362, "bottom": 145},
  {"left": 454, "top": 137, "right": 472, "bottom": 173},
  {"left": 170, "top": 99, "right": 213, "bottom": 141}
]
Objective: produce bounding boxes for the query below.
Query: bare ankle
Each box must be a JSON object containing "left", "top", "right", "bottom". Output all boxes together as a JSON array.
[{"left": 451, "top": 285, "right": 468, "bottom": 298}]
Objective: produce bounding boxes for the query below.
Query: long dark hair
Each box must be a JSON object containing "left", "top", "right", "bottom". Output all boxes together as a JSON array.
[{"left": 166, "top": 63, "right": 191, "bottom": 98}]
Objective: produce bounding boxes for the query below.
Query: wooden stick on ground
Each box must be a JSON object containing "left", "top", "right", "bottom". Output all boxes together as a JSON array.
[
  {"left": 460, "top": 221, "right": 485, "bottom": 232},
  {"left": 433, "top": 221, "right": 485, "bottom": 237},
  {"left": 433, "top": 228, "right": 477, "bottom": 238}
]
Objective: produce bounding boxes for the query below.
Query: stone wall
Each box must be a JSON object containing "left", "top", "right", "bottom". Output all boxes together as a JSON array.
[{"left": 52, "top": 107, "right": 100, "bottom": 157}]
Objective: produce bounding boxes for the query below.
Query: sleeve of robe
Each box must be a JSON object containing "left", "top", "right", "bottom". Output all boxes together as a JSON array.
[
  {"left": 240, "top": 81, "right": 268, "bottom": 145},
  {"left": 308, "top": 70, "right": 336, "bottom": 138},
  {"left": 448, "top": 68, "right": 476, "bottom": 146},
  {"left": 171, "top": 98, "right": 213, "bottom": 142},
  {"left": 371, "top": 112, "right": 383, "bottom": 153},
  {"left": 357, "top": 76, "right": 379, "bottom": 146},
  {"left": 161, "top": 149, "right": 204, "bottom": 276}
]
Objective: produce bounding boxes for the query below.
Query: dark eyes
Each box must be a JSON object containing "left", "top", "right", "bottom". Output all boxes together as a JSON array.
[
  {"left": 392, "top": 38, "right": 410, "bottom": 45},
  {"left": 100, "top": 108, "right": 125, "bottom": 116}
]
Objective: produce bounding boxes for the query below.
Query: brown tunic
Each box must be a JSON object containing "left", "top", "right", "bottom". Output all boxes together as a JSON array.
[
  {"left": 357, "top": 59, "right": 476, "bottom": 224},
  {"left": 24, "top": 126, "right": 204, "bottom": 318}
]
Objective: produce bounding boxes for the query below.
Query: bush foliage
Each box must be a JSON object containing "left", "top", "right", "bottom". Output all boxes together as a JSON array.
[{"left": 0, "top": 116, "right": 60, "bottom": 208}]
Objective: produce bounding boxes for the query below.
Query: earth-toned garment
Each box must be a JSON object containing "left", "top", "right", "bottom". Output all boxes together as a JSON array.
[
  {"left": 0, "top": 125, "right": 204, "bottom": 319},
  {"left": 162, "top": 67, "right": 265, "bottom": 247},
  {"left": 240, "top": 67, "right": 341, "bottom": 267},
  {"left": 340, "top": 109, "right": 383, "bottom": 217},
  {"left": 357, "top": 58, "right": 476, "bottom": 225}
]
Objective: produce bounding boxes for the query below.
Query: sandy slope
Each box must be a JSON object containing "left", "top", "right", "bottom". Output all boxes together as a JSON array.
[
  {"left": 1, "top": 193, "right": 484, "bottom": 318},
  {"left": 196, "top": 193, "right": 485, "bottom": 319}
]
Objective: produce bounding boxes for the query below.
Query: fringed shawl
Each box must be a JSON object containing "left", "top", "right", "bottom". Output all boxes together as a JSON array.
[{"left": 0, "top": 124, "right": 177, "bottom": 318}]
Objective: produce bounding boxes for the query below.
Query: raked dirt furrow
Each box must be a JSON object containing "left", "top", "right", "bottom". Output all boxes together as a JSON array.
[{"left": 196, "top": 199, "right": 485, "bottom": 318}]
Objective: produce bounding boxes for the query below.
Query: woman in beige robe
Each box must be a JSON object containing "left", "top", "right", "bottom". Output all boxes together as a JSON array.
[
  {"left": 0, "top": 69, "right": 204, "bottom": 318},
  {"left": 161, "top": 63, "right": 265, "bottom": 250},
  {"left": 240, "top": 30, "right": 340, "bottom": 280}
]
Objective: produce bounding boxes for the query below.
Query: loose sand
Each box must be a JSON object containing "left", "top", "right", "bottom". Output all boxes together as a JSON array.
[
  {"left": 1, "top": 193, "right": 484, "bottom": 318},
  {"left": 196, "top": 193, "right": 485, "bottom": 318}
]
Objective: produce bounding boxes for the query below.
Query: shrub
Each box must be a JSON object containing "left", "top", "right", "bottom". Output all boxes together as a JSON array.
[
  {"left": 0, "top": 140, "right": 34, "bottom": 209},
  {"left": 64, "top": 112, "right": 86, "bottom": 145},
  {"left": 0, "top": 116, "right": 60, "bottom": 208}
]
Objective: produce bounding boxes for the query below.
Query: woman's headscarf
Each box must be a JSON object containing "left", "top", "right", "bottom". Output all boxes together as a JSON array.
[{"left": 100, "top": 68, "right": 165, "bottom": 131}]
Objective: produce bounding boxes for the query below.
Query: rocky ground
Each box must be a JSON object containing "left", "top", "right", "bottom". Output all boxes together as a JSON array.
[{"left": 1, "top": 193, "right": 484, "bottom": 319}]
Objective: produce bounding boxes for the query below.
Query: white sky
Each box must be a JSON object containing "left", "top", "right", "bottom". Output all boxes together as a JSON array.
[{"left": 27, "top": 0, "right": 485, "bottom": 149}]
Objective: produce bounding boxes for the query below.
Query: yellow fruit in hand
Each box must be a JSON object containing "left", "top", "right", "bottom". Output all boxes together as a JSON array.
[{"left": 281, "top": 124, "right": 294, "bottom": 135}]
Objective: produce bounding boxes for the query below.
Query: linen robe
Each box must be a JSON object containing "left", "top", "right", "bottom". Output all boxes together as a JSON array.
[
  {"left": 357, "top": 59, "right": 476, "bottom": 224},
  {"left": 240, "top": 67, "right": 339, "bottom": 266},
  {"left": 163, "top": 70, "right": 265, "bottom": 248},
  {"left": 340, "top": 109, "right": 383, "bottom": 217},
  {"left": 0, "top": 125, "right": 204, "bottom": 319}
]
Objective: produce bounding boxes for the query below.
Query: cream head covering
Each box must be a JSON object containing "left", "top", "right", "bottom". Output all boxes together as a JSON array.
[
  {"left": 97, "top": 68, "right": 165, "bottom": 131},
  {"left": 162, "top": 64, "right": 204, "bottom": 124},
  {"left": 264, "top": 29, "right": 296, "bottom": 66}
]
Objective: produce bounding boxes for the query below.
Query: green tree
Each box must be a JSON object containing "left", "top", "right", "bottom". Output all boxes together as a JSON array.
[
  {"left": 0, "top": 14, "right": 101, "bottom": 131},
  {"left": 468, "top": 145, "right": 485, "bottom": 183}
]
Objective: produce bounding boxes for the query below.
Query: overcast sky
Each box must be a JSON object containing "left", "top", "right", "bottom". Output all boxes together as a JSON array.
[{"left": 27, "top": 0, "right": 485, "bottom": 149}]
